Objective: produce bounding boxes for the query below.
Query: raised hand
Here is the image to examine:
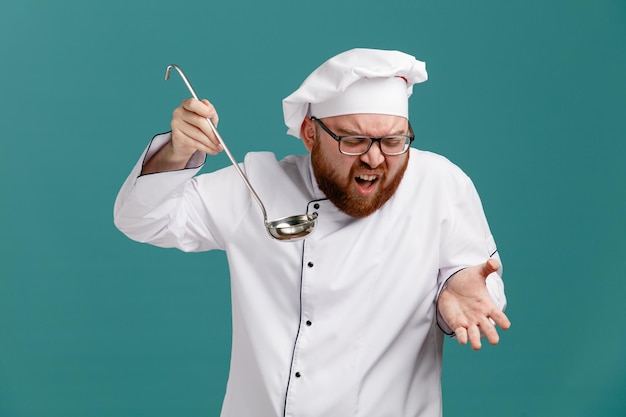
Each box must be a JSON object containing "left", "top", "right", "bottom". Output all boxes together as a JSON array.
[
  {"left": 438, "top": 258, "right": 511, "bottom": 350},
  {"left": 142, "top": 98, "right": 222, "bottom": 174},
  {"left": 171, "top": 98, "right": 222, "bottom": 157}
]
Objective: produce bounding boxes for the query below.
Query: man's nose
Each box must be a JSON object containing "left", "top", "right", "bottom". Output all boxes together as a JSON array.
[{"left": 360, "top": 141, "right": 385, "bottom": 168}]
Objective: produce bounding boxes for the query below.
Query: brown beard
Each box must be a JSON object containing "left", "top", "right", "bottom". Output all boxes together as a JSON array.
[{"left": 311, "top": 141, "right": 409, "bottom": 218}]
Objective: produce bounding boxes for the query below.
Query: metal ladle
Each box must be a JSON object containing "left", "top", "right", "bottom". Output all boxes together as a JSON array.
[{"left": 164, "top": 64, "right": 317, "bottom": 241}]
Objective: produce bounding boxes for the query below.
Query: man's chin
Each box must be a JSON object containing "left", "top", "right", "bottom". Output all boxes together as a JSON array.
[
  {"left": 342, "top": 204, "right": 382, "bottom": 218},
  {"left": 337, "top": 189, "right": 389, "bottom": 218}
]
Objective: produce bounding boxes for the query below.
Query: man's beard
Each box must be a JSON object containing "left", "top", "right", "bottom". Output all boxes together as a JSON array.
[{"left": 310, "top": 141, "right": 409, "bottom": 218}]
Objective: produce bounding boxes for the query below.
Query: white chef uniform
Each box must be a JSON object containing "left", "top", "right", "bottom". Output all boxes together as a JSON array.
[{"left": 113, "top": 130, "right": 506, "bottom": 417}]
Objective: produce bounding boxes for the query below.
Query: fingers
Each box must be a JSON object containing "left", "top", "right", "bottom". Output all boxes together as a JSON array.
[
  {"left": 455, "top": 325, "right": 484, "bottom": 350},
  {"left": 184, "top": 98, "right": 219, "bottom": 127},
  {"left": 490, "top": 309, "right": 512, "bottom": 331},
  {"left": 454, "top": 310, "right": 510, "bottom": 350},
  {"left": 467, "top": 325, "right": 482, "bottom": 350},
  {"left": 456, "top": 324, "right": 491, "bottom": 350},
  {"left": 480, "top": 258, "right": 500, "bottom": 278},
  {"left": 171, "top": 116, "right": 222, "bottom": 155},
  {"left": 478, "top": 317, "right": 500, "bottom": 346},
  {"left": 171, "top": 98, "right": 223, "bottom": 156},
  {"left": 454, "top": 327, "right": 468, "bottom": 345}
]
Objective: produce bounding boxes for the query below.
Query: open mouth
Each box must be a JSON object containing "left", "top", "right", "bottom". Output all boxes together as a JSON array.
[{"left": 354, "top": 174, "right": 380, "bottom": 195}]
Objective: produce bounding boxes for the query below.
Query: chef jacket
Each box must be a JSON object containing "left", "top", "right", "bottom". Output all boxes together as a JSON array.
[{"left": 114, "top": 132, "right": 507, "bottom": 417}]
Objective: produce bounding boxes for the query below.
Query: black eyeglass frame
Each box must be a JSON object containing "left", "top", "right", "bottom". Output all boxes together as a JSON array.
[{"left": 311, "top": 116, "right": 414, "bottom": 156}]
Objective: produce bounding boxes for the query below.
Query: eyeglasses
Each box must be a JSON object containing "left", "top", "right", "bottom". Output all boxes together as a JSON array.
[{"left": 311, "top": 117, "right": 414, "bottom": 156}]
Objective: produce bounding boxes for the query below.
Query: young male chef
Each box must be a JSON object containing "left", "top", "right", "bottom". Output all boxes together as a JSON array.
[{"left": 114, "top": 48, "right": 510, "bottom": 417}]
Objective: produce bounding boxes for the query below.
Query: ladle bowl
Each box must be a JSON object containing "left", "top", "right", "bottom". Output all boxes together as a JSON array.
[
  {"left": 165, "top": 64, "right": 317, "bottom": 241},
  {"left": 266, "top": 213, "right": 318, "bottom": 240}
]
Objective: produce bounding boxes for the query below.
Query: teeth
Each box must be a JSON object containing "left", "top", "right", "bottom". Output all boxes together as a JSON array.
[{"left": 358, "top": 174, "right": 377, "bottom": 181}]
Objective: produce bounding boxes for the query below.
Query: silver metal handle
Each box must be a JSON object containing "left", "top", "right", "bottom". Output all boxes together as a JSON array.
[{"left": 165, "top": 64, "right": 269, "bottom": 223}]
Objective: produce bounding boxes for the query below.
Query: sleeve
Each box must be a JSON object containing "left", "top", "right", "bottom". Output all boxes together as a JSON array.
[
  {"left": 434, "top": 169, "right": 507, "bottom": 335},
  {"left": 113, "top": 132, "right": 225, "bottom": 252}
]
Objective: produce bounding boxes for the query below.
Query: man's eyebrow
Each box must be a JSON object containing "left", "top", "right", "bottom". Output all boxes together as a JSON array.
[
  {"left": 335, "top": 127, "right": 361, "bottom": 136},
  {"left": 336, "top": 127, "right": 408, "bottom": 136}
]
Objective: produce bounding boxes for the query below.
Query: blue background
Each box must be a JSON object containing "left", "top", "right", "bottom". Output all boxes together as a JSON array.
[{"left": 1, "top": 0, "right": 625, "bottom": 416}]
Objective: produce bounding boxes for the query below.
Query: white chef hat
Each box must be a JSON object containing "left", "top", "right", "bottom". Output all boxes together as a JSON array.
[{"left": 282, "top": 48, "right": 428, "bottom": 138}]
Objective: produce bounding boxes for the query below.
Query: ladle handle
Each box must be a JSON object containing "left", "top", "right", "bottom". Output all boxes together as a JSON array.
[{"left": 165, "top": 64, "right": 269, "bottom": 223}]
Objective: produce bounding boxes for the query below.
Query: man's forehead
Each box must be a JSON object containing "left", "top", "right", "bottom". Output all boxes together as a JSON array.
[{"left": 321, "top": 114, "right": 409, "bottom": 133}]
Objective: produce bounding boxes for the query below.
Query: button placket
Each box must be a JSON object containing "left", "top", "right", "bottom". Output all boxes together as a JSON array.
[{"left": 285, "top": 200, "right": 324, "bottom": 415}]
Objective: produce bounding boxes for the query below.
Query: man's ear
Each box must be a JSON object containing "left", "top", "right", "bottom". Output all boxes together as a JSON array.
[{"left": 301, "top": 117, "right": 316, "bottom": 152}]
